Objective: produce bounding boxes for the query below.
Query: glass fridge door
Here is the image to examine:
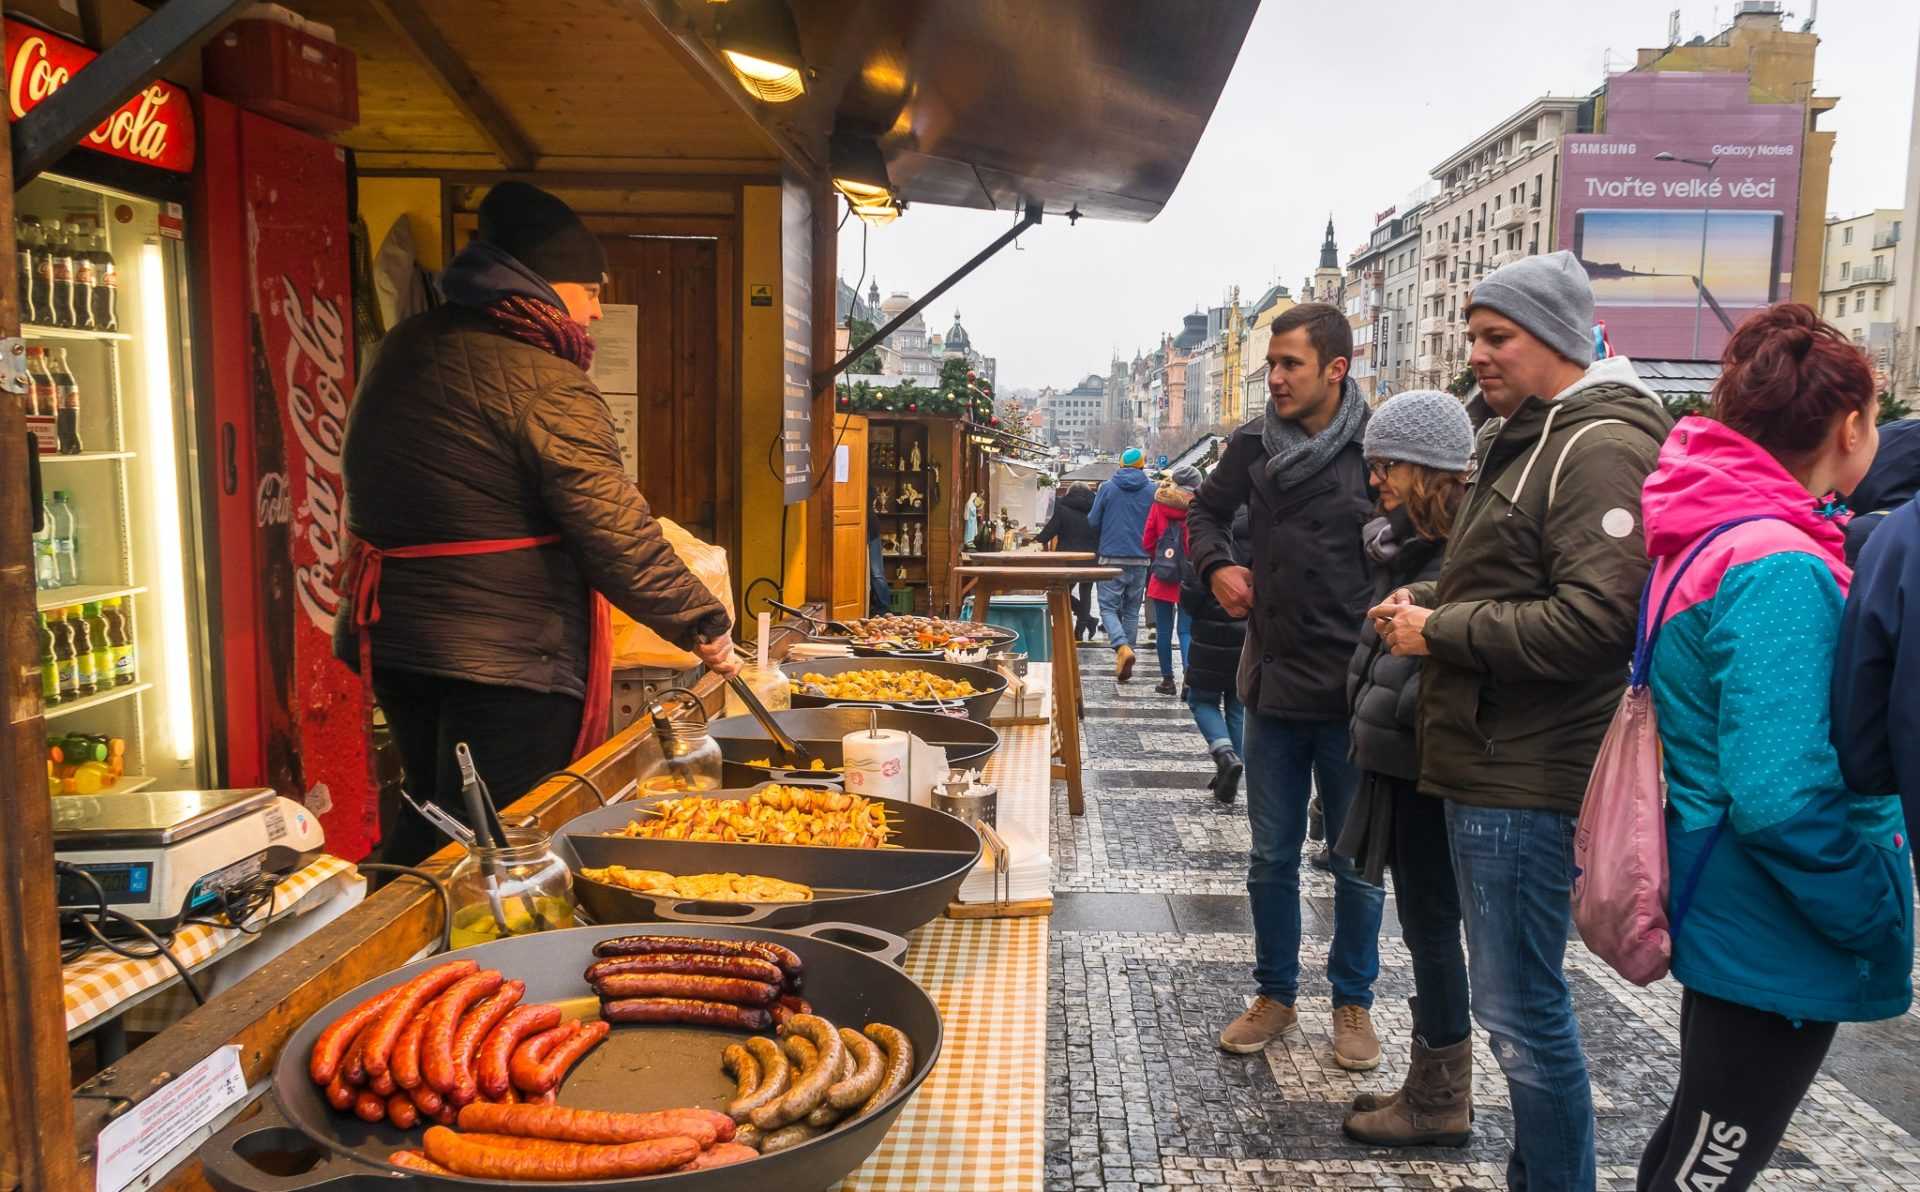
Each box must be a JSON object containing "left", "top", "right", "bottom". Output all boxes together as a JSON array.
[{"left": 23, "top": 172, "right": 212, "bottom": 795}]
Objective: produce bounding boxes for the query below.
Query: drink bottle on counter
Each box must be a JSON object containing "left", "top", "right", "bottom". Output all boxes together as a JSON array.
[
  {"left": 89, "top": 226, "right": 117, "bottom": 332},
  {"left": 70, "top": 218, "right": 97, "bottom": 331},
  {"left": 67, "top": 607, "right": 98, "bottom": 696},
  {"left": 33, "top": 502, "right": 58, "bottom": 590},
  {"left": 50, "top": 491, "right": 78, "bottom": 585},
  {"left": 83, "top": 604, "right": 112, "bottom": 689},
  {"left": 102, "top": 597, "right": 134, "bottom": 684},
  {"left": 48, "top": 611, "right": 78, "bottom": 702},
  {"left": 24, "top": 346, "right": 56, "bottom": 452},
  {"left": 47, "top": 219, "right": 74, "bottom": 328},
  {"left": 51, "top": 349, "right": 82, "bottom": 454},
  {"left": 38, "top": 615, "right": 60, "bottom": 706}
]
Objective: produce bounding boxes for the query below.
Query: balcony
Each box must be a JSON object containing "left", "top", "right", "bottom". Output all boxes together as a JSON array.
[
  {"left": 1424, "top": 241, "right": 1448, "bottom": 262},
  {"left": 1875, "top": 228, "right": 1902, "bottom": 250},
  {"left": 1491, "top": 248, "right": 1523, "bottom": 269},
  {"left": 1494, "top": 203, "right": 1535, "bottom": 231},
  {"left": 1419, "top": 315, "right": 1446, "bottom": 336},
  {"left": 1416, "top": 354, "right": 1438, "bottom": 373}
]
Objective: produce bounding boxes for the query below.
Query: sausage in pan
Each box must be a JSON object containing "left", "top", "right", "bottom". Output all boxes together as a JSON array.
[
  {"left": 421, "top": 1127, "right": 699, "bottom": 1180},
  {"left": 593, "top": 935, "right": 802, "bottom": 987},
  {"left": 525, "top": 1020, "right": 608, "bottom": 1093},
  {"left": 771, "top": 994, "right": 813, "bottom": 1028},
  {"left": 828, "top": 1026, "right": 884, "bottom": 1110},
  {"left": 324, "top": 1072, "right": 355, "bottom": 1112},
  {"left": 507, "top": 1021, "right": 578, "bottom": 1094},
  {"left": 733, "top": 1122, "right": 763, "bottom": 1151},
  {"left": 369, "top": 1068, "right": 397, "bottom": 1097},
  {"left": 758, "top": 1122, "right": 820, "bottom": 1155},
  {"left": 456, "top": 1102, "right": 724, "bottom": 1147},
  {"left": 361, "top": 961, "right": 480, "bottom": 1080},
  {"left": 585, "top": 953, "right": 784, "bottom": 987},
  {"left": 601, "top": 998, "right": 770, "bottom": 1030},
  {"left": 475, "top": 1004, "right": 563, "bottom": 1100},
  {"left": 406, "top": 1082, "right": 445, "bottom": 1117},
  {"left": 727, "top": 1036, "right": 789, "bottom": 1122},
  {"left": 753, "top": 1015, "right": 843, "bottom": 1130},
  {"left": 680, "top": 1142, "right": 759, "bottom": 1170},
  {"left": 353, "top": 1089, "right": 387, "bottom": 1123},
  {"left": 451, "top": 981, "right": 524, "bottom": 1104},
  {"left": 421, "top": 970, "right": 504, "bottom": 1094},
  {"left": 309, "top": 985, "right": 405, "bottom": 1085},
  {"left": 721, "top": 1043, "right": 759, "bottom": 1104},
  {"left": 803, "top": 1046, "right": 854, "bottom": 1125},
  {"left": 386, "top": 1092, "right": 419, "bottom": 1130},
  {"left": 341, "top": 1029, "right": 370, "bottom": 1087},
  {"left": 750, "top": 1038, "right": 815, "bottom": 1132},
  {"left": 389, "top": 1007, "right": 433, "bottom": 1090},
  {"left": 594, "top": 972, "right": 779, "bottom": 1005},
  {"left": 386, "top": 1150, "right": 453, "bottom": 1175},
  {"left": 852, "top": 1023, "right": 915, "bottom": 1120}
]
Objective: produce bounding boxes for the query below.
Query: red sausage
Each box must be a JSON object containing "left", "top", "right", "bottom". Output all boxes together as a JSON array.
[
  {"left": 361, "top": 961, "right": 479, "bottom": 1079},
  {"left": 585, "top": 953, "right": 784, "bottom": 987},
  {"left": 476, "top": 1004, "right": 562, "bottom": 1099},
  {"left": 526, "top": 1021, "right": 608, "bottom": 1093},
  {"left": 422, "top": 970, "right": 504, "bottom": 1094},
  {"left": 386, "top": 1092, "right": 419, "bottom": 1130},
  {"left": 390, "top": 1007, "right": 433, "bottom": 1091},
  {"left": 593, "top": 972, "right": 779, "bottom": 1005},
  {"left": 342, "top": 1029, "right": 370, "bottom": 1086},
  {"left": 407, "top": 1082, "right": 445, "bottom": 1117},
  {"left": 422, "top": 1128, "right": 699, "bottom": 1180},
  {"left": 451, "top": 981, "right": 524, "bottom": 1105},
  {"left": 457, "top": 1102, "right": 721, "bottom": 1147},
  {"left": 324, "top": 1072, "right": 355, "bottom": 1111},
  {"left": 591, "top": 935, "right": 803, "bottom": 985},
  {"left": 387, "top": 1150, "right": 453, "bottom": 1175},
  {"left": 681, "top": 1142, "right": 760, "bottom": 1170},
  {"left": 508, "top": 1022, "right": 579, "bottom": 1093},
  {"left": 600, "top": 998, "right": 770, "bottom": 1030},
  {"left": 309, "top": 986, "right": 405, "bottom": 1086},
  {"left": 369, "top": 1068, "right": 397, "bottom": 1097},
  {"left": 353, "top": 1089, "right": 388, "bottom": 1123}
]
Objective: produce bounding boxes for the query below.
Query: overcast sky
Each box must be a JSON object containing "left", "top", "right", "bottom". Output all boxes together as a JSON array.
[{"left": 836, "top": 0, "right": 1918, "bottom": 394}]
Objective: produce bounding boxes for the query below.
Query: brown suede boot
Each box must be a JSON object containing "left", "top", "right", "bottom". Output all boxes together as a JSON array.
[
  {"left": 1342, "top": 1036, "right": 1472, "bottom": 1148},
  {"left": 1349, "top": 1035, "right": 1416, "bottom": 1113}
]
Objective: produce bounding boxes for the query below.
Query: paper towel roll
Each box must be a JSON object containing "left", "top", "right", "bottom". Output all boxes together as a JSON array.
[{"left": 841, "top": 729, "right": 911, "bottom": 802}]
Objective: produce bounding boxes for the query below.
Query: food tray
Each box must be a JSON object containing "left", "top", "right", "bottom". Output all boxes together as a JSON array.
[{"left": 780, "top": 657, "right": 1007, "bottom": 724}]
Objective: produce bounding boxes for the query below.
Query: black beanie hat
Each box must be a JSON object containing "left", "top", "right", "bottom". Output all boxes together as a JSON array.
[{"left": 476, "top": 181, "right": 607, "bottom": 285}]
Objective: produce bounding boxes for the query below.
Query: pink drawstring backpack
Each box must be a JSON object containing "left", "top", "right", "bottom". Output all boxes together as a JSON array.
[{"left": 1572, "top": 516, "right": 1772, "bottom": 985}]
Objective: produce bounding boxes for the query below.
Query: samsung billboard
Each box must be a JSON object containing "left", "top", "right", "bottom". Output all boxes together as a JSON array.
[{"left": 1557, "top": 72, "right": 1803, "bottom": 361}]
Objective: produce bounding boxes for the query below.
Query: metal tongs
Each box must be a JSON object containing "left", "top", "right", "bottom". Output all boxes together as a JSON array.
[
  {"left": 765, "top": 598, "right": 859, "bottom": 638},
  {"left": 722, "top": 662, "right": 814, "bottom": 769},
  {"left": 455, "top": 742, "right": 555, "bottom": 934},
  {"left": 977, "top": 819, "right": 1011, "bottom": 906}
]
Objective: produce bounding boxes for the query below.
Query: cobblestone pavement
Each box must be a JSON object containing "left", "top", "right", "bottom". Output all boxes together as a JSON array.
[{"left": 1047, "top": 639, "right": 1920, "bottom": 1190}]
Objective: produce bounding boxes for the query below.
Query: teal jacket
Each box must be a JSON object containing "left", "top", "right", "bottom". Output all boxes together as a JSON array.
[{"left": 1643, "top": 418, "right": 1912, "bottom": 1024}]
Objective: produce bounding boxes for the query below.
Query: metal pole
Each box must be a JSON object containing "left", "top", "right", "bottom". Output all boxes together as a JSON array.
[
  {"left": 816, "top": 202, "right": 1043, "bottom": 387},
  {"left": 1692, "top": 208, "right": 1710, "bottom": 359}
]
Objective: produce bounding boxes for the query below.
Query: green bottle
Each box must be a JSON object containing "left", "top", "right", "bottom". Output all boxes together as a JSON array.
[
  {"left": 38, "top": 614, "right": 60, "bottom": 705},
  {"left": 66, "top": 607, "right": 97, "bottom": 696},
  {"left": 83, "top": 603, "right": 111, "bottom": 687}
]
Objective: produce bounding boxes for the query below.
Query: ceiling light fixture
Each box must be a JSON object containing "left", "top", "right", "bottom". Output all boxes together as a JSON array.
[
  {"left": 712, "top": 0, "right": 806, "bottom": 103},
  {"left": 832, "top": 130, "right": 898, "bottom": 224}
]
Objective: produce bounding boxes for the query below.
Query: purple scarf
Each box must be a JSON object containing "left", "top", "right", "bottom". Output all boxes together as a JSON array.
[{"left": 480, "top": 294, "right": 594, "bottom": 372}]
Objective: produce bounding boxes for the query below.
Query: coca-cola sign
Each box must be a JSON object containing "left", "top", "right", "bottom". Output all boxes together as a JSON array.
[
  {"left": 279, "top": 275, "right": 348, "bottom": 633},
  {"left": 4, "top": 18, "right": 195, "bottom": 173}
]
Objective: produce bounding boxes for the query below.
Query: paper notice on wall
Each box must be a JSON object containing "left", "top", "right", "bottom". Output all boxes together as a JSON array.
[
  {"left": 835, "top": 444, "right": 850, "bottom": 483},
  {"left": 604, "top": 391, "right": 640, "bottom": 481},
  {"left": 96, "top": 1044, "right": 248, "bottom": 1192},
  {"left": 590, "top": 303, "right": 640, "bottom": 396}
]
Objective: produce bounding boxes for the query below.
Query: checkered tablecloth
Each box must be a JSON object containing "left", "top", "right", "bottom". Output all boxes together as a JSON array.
[
  {"left": 63, "top": 855, "right": 358, "bottom": 1033},
  {"left": 837, "top": 915, "right": 1048, "bottom": 1190},
  {"left": 958, "top": 692, "right": 1054, "bottom": 904}
]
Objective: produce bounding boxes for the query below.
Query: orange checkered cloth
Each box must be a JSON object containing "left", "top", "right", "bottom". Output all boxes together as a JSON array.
[
  {"left": 836, "top": 916, "right": 1047, "bottom": 1190},
  {"left": 63, "top": 855, "right": 357, "bottom": 1034}
]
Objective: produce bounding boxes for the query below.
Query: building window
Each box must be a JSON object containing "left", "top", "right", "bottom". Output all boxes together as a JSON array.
[
  {"left": 1875, "top": 289, "right": 1883, "bottom": 311},
  {"left": 1875, "top": 254, "right": 1886, "bottom": 276},
  {"left": 1844, "top": 226, "right": 1854, "bottom": 245},
  {"left": 1841, "top": 261, "right": 1851, "bottom": 282},
  {"left": 1857, "top": 291, "right": 1867, "bottom": 313}
]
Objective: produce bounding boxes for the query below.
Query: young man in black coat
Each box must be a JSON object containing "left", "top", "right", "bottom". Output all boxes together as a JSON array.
[{"left": 1186, "top": 304, "right": 1384, "bottom": 1070}]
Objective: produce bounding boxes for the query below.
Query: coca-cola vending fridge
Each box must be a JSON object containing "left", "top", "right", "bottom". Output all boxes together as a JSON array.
[
  {"left": 195, "top": 96, "right": 374, "bottom": 859},
  {"left": 9, "top": 17, "right": 219, "bottom": 800}
]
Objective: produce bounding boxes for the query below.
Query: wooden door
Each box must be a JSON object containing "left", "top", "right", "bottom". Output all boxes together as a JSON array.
[
  {"left": 830, "top": 414, "right": 869, "bottom": 620},
  {"left": 599, "top": 234, "right": 726, "bottom": 547}
]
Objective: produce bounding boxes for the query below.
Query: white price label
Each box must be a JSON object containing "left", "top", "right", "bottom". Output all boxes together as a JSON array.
[{"left": 96, "top": 1044, "right": 248, "bottom": 1192}]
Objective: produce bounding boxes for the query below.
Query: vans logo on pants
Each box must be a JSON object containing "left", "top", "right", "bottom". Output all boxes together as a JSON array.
[{"left": 1675, "top": 1112, "right": 1748, "bottom": 1191}]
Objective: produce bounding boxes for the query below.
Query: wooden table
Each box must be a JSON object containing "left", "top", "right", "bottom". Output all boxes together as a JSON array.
[
  {"left": 952, "top": 564, "right": 1118, "bottom": 816},
  {"left": 961, "top": 550, "right": 1096, "bottom": 566}
]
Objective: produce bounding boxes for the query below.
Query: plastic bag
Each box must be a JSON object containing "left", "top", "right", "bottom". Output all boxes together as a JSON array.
[{"left": 608, "top": 519, "right": 735, "bottom": 669}]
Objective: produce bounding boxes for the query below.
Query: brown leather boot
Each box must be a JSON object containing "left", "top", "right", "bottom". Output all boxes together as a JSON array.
[
  {"left": 1350, "top": 1035, "right": 1416, "bottom": 1113},
  {"left": 1341, "top": 1036, "right": 1472, "bottom": 1148}
]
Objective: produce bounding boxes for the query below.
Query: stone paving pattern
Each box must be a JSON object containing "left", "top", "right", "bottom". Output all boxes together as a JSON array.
[{"left": 1046, "top": 640, "right": 1920, "bottom": 1190}]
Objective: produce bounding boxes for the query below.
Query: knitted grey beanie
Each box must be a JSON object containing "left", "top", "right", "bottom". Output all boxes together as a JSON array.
[
  {"left": 1466, "top": 250, "right": 1595, "bottom": 365},
  {"left": 1363, "top": 389, "right": 1474, "bottom": 473}
]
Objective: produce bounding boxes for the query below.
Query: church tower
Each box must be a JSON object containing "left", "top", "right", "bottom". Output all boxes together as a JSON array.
[{"left": 1308, "top": 215, "right": 1344, "bottom": 306}]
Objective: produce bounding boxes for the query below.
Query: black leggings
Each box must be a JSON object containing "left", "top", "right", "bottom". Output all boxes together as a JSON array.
[
  {"left": 1636, "top": 988, "right": 1837, "bottom": 1192},
  {"left": 372, "top": 668, "right": 583, "bottom": 867}
]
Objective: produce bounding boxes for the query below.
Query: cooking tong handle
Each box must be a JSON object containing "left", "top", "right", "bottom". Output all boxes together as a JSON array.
[
  {"left": 789, "top": 920, "right": 911, "bottom": 968},
  {"left": 202, "top": 1100, "right": 406, "bottom": 1190}
]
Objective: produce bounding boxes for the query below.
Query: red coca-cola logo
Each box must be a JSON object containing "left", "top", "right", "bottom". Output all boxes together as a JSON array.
[
  {"left": 4, "top": 18, "right": 195, "bottom": 173},
  {"left": 279, "top": 275, "right": 348, "bottom": 634}
]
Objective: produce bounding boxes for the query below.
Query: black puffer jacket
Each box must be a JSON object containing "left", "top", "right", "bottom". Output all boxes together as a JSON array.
[
  {"left": 1345, "top": 509, "right": 1446, "bottom": 782},
  {"left": 337, "top": 251, "right": 730, "bottom": 698},
  {"left": 1180, "top": 507, "right": 1251, "bottom": 694},
  {"left": 1037, "top": 484, "right": 1099, "bottom": 553},
  {"left": 1187, "top": 381, "right": 1373, "bottom": 719}
]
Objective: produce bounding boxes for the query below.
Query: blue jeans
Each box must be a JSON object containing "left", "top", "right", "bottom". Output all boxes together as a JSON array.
[
  {"left": 1186, "top": 688, "right": 1244, "bottom": 755},
  {"left": 1447, "top": 803, "right": 1594, "bottom": 1192},
  {"left": 1151, "top": 599, "right": 1192, "bottom": 679},
  {"left": 1097, "top": 563, "right": 1148, "bottom": 649},
  {"left": 1243, "top": 713, "right": 1382, "bottom": 1007}
]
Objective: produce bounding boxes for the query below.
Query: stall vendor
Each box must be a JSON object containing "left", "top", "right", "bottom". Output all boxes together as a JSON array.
[{"left": 339, "top": 182, "right": 737, "bottom": 866}]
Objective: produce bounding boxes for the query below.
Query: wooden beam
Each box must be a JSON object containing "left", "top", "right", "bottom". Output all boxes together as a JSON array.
[
  {"left": 362, "top": 0, "right": 538, "bottom": 172},
  {"left": 0, "top": 3, "right": 84, "bottom": 1183}
]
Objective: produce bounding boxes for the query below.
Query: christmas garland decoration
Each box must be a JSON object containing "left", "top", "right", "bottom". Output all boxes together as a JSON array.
[{"left": 836, "top": 358, "right": 1000, "bottom": 425}]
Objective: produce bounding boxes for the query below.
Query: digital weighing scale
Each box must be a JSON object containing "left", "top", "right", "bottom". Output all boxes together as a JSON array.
[{"left": 53, "top": 788, "right": 327, "bottom": 930}]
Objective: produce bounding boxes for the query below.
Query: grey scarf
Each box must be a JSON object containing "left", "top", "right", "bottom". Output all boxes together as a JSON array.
[{"left": 1262, "top": 377, "right": 1366, "bottom": 491}]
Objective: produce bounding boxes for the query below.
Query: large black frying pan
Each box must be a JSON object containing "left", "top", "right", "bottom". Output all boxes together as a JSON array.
[
  {"left": 706, "top": 708, "right": 1000, "bottom": 788},
  {"left": 781, "top": 657, "right": 1006, "bottom": 724},
  {"left": 202, "top": 922, "right": 939, "bottom": 1192},
  {"left": 556, "top": 785, "right": 980, "bottom": 935},
  {"left": 768, "top": 600, "right": 1017, "bottom": 655}
]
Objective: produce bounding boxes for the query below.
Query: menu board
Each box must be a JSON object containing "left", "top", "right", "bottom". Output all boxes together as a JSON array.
[
  {"left": 590, "top": 303, "right": 641, "bottom": 479},
  {"left": 781, "top": 180, "right": 813, "bottom": 502}
]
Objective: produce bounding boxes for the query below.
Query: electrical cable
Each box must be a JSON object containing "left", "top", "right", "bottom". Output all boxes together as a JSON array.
[
  {"left": 56, "top": 863, "right": 209, "bottom": 1005},
  {"left": 536, "top": 767, "right": 608, "bottom": 807},
  {"left": 353, "top": 862, "right": 454, "bottom": 955}
]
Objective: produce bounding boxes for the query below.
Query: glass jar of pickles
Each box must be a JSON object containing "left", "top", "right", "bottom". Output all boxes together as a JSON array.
[
  {"left": 638, "top": 719, "right": 725, "bottom": 796},
  {"left": 447, "top": 827, "right": 576, "bottom": 948}
]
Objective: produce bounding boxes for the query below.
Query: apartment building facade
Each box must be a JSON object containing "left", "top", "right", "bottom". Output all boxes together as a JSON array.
[
  {"left": 1822, "top": 209, "right": 1902, "bottom": 374},
  {"left": 1346, "top": 201, "right": 1428, "bottom": 402}
]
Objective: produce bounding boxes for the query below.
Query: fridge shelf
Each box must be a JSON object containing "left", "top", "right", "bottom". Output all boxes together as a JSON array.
[
  {"left": 23, "top": 323, "right": 131, "bottom": 342},
  {"left": 106, "top": 775, "right": 158, "bottom": 795},
  {"left": 39, "top": 451, "right": 135, "bottom": 464},
  {"left": 44, "top": 681, "right": 152, "bottom": 721},
  {"left": 36, "top": 583, "right": 147, "bottom": 612}
]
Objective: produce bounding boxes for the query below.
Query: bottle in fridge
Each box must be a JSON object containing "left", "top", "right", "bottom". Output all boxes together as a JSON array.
[
  {"left": 48, "top": 611, "right": 78, "bottom": 702},
  {"left": 102, "top": 597, "right": 135, "bottom": 685},
  {"left": 24, "top": 214, "right": 51, "bottom": 326},
  {"left": 49, "top": 491, "right": 78, "bottom": 585},
  {"left": 50, "top": 349, "right": 81, "bottom": 454},
  {"left": 33, "top": 500, "right": 57, "bottom": 589},
  {"left": 70, "top": 217, "right": 97, "bottom": 330},
  {"left": 89, "top": 225, "right": 118, "bottom": 332},
  {"left": 38, "top": 615, "right": 60, "bottom": 706},
  {"left": 67, "top": 607, "right": 98, "bottom": 696},
  {"left": 47, "top": 218, "right": 74, "bottom": 327},
  {"left": 83, "top": 604, "right": 113, "bottom": 689},
  {"left": 14, "top": 215, "right": 38, "bottom": 325},
  {"left": 24, "top": 345, "right": 55, "bottom": 452}
]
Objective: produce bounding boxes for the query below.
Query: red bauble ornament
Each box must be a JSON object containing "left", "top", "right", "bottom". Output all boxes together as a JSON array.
[
  {"left": 990, "top": 416, "right": 1001, "bottom": 427},
  {"left": 906, "top": 402, "right": 918, "bottom": 412}
]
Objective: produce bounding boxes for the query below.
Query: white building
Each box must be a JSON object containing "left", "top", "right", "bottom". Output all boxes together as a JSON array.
[
  {"left": 1821, "top": 210, "right": 1902, "bottom": 376},
  {"left": 1042, "top": 374, "right": 1108, "bottom": 451}
]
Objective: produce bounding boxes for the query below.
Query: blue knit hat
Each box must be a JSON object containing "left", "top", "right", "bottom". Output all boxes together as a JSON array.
[
  {"left": 1121, "top": 448, "right": 1145, "bottom": 468},
  {"left": 1363, "top": 389, "right": 1474, "bottom": 473}
]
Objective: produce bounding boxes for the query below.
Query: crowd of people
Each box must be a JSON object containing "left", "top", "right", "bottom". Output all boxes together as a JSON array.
[{"left": 1051, "top": 250, "right": 1917, "bottom": 1192}]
